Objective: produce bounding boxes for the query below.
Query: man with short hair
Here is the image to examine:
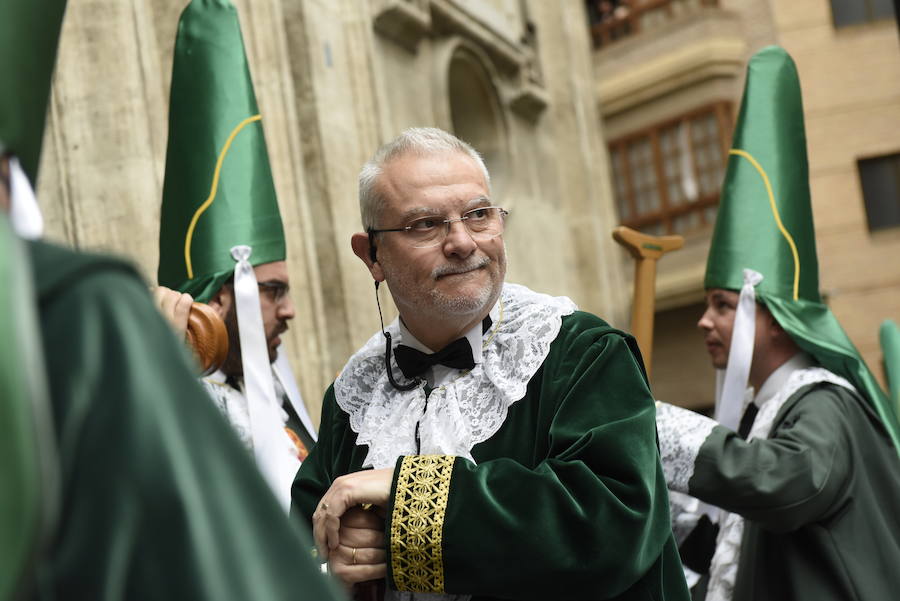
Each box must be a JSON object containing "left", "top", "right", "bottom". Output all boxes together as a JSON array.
[
  {"left": 293, "top": 127, "right": 690, "bottom": 601},
  {"left": 655, "top": 47, "right": 900, "bottom": 601},
  {"left": 156, "top": 0, "right": 316, "bottom": 511}
]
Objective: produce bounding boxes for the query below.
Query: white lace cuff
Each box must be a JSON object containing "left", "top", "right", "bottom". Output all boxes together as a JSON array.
[{"left": 656, "top": 401, "right": 717, "bottom": 493}]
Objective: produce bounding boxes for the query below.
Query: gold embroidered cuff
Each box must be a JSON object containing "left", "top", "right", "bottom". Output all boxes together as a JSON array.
[{"left": 390, "top": 454, "right": 454, "bottom": 593}]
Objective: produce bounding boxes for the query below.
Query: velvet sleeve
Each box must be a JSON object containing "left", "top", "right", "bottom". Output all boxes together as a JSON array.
[
  {"left": 33, "top": 244, "right": 343, "bottom": 601},
  {"left": 293, "top": 385, "right": 339, "bottom": 523},
  {"left": 689, "top": 384, "right": 853, "bottom": 532},
  {"left": 292, "top": 385, "right": 372, "bottom": 525},
  {"left": 385, "top": 315, "right": 684, "bottom": 600}
]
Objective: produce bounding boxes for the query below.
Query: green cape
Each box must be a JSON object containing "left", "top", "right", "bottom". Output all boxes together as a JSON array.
[
  {"left": 0, "top": 216, "right": 57, "bottom": 601},
  {"left": 0, "top": 1, "right": 66, "bottom": 593}
]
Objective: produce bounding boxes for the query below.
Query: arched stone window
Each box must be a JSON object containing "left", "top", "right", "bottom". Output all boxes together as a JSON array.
[{"left": 435, "top": 38, "right": 510, "bottom": 201}]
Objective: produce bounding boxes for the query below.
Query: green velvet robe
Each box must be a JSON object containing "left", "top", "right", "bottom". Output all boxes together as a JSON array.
[
  {"left": 690, "top": 382, "right": 900, "bottom": 601},
  {"left": 27, "top": 240, "right": 343, "bottom": 601},
  {"left": 294, "top": 311, "right": 689, "bottom": 601}
]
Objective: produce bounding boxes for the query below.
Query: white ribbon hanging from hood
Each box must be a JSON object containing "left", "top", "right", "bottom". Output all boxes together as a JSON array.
[
  {"left": 230, "top": 244, "right": 299, "bottom": 512},
  {"left": 273, "top": 349, "right": 317, "bottom": 443},
  {"left": 714, "top": 268, "right": 764, "bottom": 431},
  {"left": 8, "top": 156, "right": 44, "bottom": 240}
]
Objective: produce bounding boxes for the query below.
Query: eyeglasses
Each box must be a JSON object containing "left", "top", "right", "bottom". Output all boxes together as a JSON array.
[
  {"left": 257, "top": 280, "right": 290, "bottom": 303},
  {"left": 369, "top": 206, "right": 508, "bottom": 248}
]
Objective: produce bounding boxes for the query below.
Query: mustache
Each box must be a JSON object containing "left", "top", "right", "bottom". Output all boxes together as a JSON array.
[
  {"left": 432, "top": 256, "right": 491, "bottom": 279},
  {"left": 269, "top": 322, "right": 289, "bottom": 340}
]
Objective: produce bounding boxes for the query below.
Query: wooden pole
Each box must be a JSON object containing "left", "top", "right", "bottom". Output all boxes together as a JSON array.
[{"left": 612, "top": 226, "right": 684, "bottom": 377}]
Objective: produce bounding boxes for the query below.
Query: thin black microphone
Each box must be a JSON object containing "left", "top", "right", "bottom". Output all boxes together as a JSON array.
[{"left": 374, "top": 280, "right": 420, "bottom": 391}]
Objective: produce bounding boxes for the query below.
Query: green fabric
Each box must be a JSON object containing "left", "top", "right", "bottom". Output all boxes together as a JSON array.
[
  {"left": 705, "top": 46, "right": 818, "bottom": 303},
  {"left": 704, "top": 45, "right": 900, "bottom": 453},
  {"left": 880, "top": 319, "right": 900, "bottom": 413},
  {"left": 28, "top": 240, "right": 343, "bottom": 601},
  {"left": 158, "top": 0, "right": 284, "bottom": 303},
  {"left": 690, "top": 382, "right": 900, "bottom": 601},
  {"left": 0, "top": 0, "right": 66, "bottom": 183},
  {"left": 0, "top": 218, "right": 56, "bottom": 601},
  {"left": 294, "top": 312, "right": 690, "bottom": 601}
]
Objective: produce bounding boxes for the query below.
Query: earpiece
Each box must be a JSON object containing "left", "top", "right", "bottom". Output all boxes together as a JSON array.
[
  {"left": 366, "top": 229, "right": 378, "bottom": 263},
  {"left": 372, "top": 279, "right": 419, "bottom": 391}
]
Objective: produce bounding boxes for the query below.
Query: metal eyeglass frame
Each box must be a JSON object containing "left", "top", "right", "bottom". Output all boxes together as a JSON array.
[{"left": 367, "top": 206, "right": 508, "bottom": 249}]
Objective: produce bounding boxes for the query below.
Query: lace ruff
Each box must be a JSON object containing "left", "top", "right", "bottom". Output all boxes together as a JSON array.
[
  {"left": 705, "top": 367, "right": 855, "bottom": 601},
  {"left": 333, "top": 283, "right": 576, "bottom": 471}
]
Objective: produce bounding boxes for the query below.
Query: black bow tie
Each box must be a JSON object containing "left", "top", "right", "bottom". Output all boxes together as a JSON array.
[
  {"left": 394, "top": 337, "right": 475, "bottom": 379},
  {"left": 392, "top": 315, "right": 493, "bottom": 380}
]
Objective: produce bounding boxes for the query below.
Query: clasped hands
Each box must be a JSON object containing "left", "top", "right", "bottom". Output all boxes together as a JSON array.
[{"left": 313, "top": 468, "right": 393, "bottom": 588}]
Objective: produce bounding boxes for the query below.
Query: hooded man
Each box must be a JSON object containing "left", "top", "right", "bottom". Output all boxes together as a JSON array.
[
  {"left": 655, "top": 46, "right": 900, "bottom": 601},
  {"left": 157, "top": 0, "right": 316, "bottom": 512},
  {"left": 0, "top": 1, "right": 342, "bottom": 599}
]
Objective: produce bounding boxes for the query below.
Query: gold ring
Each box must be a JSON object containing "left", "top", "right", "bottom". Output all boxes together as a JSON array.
[
  {"left": 320, "top": 501, "right": 329, "bottom": 512},
  {"left": 351, "top": 547, "right": 358, "bottom": 565}
]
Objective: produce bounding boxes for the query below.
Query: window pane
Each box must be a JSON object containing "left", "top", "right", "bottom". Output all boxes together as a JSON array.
[
  {"left": 642, "top": 222, "right": 665, "bottom": 236},
  {"left": 871, "top": 0, "right": 896, "bottom": 19},
  {"left": 672, "top": 211, "right": 701, "bottom": 235},
  {"left": 831, "top": 0, "right": 867, "bottom": 26},
  {"left": 612, "top": 150, "right": 631, "bottom": 221},
  {"left": 669, "top": 181, "right": 683, "bottom": 205},
  {"left": 628, "top": 141, "right": 645, "bottom": 170},
  {"left": 858, "top": 153, "right": 900, "bottom": 231}
]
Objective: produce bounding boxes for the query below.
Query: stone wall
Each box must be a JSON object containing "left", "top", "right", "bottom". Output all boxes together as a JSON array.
[{"left": 35, "top": 0, "right": 627, "bottom": 424}]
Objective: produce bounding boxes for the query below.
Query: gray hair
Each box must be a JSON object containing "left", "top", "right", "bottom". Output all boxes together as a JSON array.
[{"left": 358, "top": 127, "right": 491, "bottom": 230}]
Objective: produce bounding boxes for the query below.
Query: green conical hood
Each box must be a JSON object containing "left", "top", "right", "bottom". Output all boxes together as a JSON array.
[
  {"left": 158, "top": 0, "right": 284, "bottom": 303},
  {"left": 707, "top": 46, "right": 900, "bottom": 451},
  {"left": 0, "top": 0, "right": 67, "bottom": 184},
  {"left": 881, "top": 320, "right": 900, "bottom": 414},
  {"left": 705, "top": 46, "right": 819, "bottom": 302}
]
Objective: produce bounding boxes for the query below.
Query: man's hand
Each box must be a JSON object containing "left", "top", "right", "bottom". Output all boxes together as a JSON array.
[
  {"left": 326, "top": 506, "right": 387, "bottom": 587},
  {"left": 152, "top": 286, "right": 193, "bottom": 340},
  {"left": 313, "top": 468, "right": 392, "bottom": 561}
]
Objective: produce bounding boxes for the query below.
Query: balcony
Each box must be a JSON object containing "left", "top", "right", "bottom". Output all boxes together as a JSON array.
[{"left": 587, "top": 0, "right": 721, "bottom": 49}]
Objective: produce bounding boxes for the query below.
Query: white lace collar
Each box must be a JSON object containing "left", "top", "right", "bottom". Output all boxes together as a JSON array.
[{"left": 333, "top": 283, "right": 576, "bottom": 469}]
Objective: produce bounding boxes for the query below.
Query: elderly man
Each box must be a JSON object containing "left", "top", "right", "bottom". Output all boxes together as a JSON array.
[
  {"left": 155, "top": 0, "right": 316, "bottom": 511},
  {"left": 655, "top": 47, "right": 900, "bottom": 601},
  {"left": 293, "top": 127, "right": 689, "bottom": 601}
]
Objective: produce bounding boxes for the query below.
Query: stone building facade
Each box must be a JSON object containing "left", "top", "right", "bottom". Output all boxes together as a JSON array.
[
  {"left": 591, "top": 0, "right": 900, "bottom": 410},
  {"left": 35, "top": 0, "right": 899, "bottom": 420},
  {"left": 36, "top": 0, "right": 629, "bottom": 424}
]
